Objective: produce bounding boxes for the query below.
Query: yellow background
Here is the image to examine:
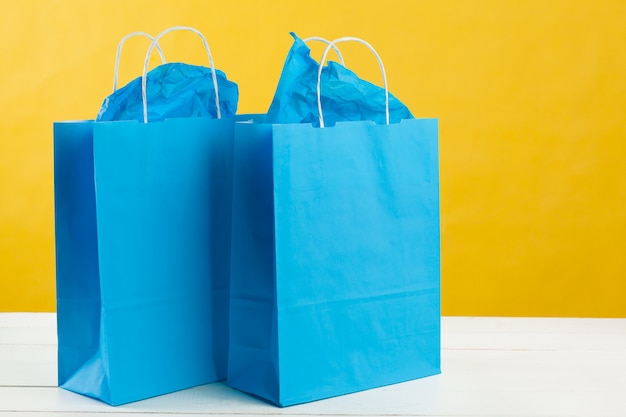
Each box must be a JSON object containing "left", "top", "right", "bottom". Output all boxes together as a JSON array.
[{"left": 1, "top": 0, "right": 625, "bottom": 316}]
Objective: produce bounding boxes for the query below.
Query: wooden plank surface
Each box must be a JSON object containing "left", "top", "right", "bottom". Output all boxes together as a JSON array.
[{"left": 1, "top": 314, "right": 625, "bottom": 416}]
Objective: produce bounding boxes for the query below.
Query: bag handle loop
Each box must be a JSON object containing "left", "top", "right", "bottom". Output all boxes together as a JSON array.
[
  {"left": 302, "top": 36, "right": 345, "bottom": 66},
  {"left": 113, "top": 32, "right": 166, "bottom": 92},
  {"left": 317, "top": 37, "right": 389, "bottom": 128},
  {"left": 141, "top": 26, "right": 221, "bottom": 123}
]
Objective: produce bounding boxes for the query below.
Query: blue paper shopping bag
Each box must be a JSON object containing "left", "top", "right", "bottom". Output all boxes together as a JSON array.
[
  {"left": 228, "top": 37, "right": 440, "bottom": 407},
  {"left": 53, "top": 27, "right": 236, "bottom": 405}
]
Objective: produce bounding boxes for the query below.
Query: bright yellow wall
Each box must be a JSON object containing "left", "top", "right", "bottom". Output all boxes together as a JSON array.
[{"left": 1, "top": 1, "right": 625, "bottom": 316}]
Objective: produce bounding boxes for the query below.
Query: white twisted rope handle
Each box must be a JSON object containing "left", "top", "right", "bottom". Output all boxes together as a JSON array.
[
  {"left": 302, "top": 36, "right": 345, "bottom": 66},
  {"left": 141, "top": 26, "right": 221, "bottom": 123},
  {"left": 112, "top": 32, "right": 166, "bottom": 92},
  {"left": 317, "top": 37, "right": 389, "bottom": 128}
]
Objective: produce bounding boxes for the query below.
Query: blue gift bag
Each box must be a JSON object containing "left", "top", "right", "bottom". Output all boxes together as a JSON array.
[
  {"left": 53, "top": 27, "right": 235, "bottom": 405},
  {"left": 228, "top": 38, "right": 440, "bottom": 407}
]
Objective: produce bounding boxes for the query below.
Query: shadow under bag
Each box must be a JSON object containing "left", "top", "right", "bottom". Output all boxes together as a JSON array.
[{"left": 228, "top": 37, "right": 440, "bottom": 407}]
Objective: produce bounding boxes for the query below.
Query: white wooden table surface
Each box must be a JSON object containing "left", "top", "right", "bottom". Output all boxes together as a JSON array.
[{"left": 0, "top": 313, "right": 624, "bottom": 417}]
